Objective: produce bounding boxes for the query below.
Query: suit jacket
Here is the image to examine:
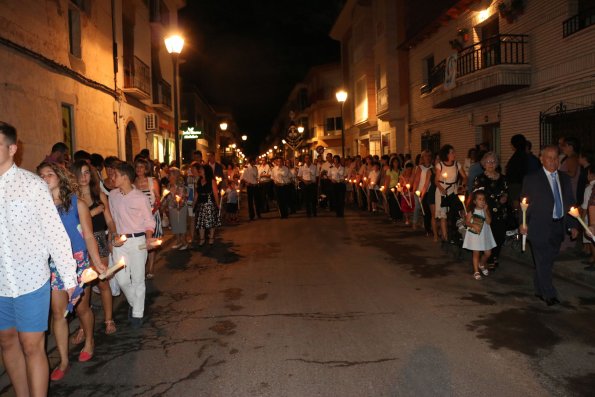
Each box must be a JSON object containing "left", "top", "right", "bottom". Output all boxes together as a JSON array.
[{"left": 520, "top": 168, "right": 578, "bottom": 244}]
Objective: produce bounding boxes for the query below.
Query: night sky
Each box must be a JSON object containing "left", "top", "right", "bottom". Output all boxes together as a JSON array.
[{"left": 179, "top": 0, "right": 345, "bottom": 154}]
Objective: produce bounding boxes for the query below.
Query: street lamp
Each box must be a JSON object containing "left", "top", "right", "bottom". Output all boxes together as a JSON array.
[
  {"left": 241, "top": 135, "right": 247, "bottom": 141},
  {"left": 164, "top": 34, "right": 185, "bottom": 164},
  {"left": 219, "top": 122, "right": 228, "bottom": 131},
  {"left": 335, "top": 89, "right": 347, "bottom": 159}
]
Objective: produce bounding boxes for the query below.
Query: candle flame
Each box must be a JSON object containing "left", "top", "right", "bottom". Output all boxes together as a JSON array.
[
  {"left": 415, "top": 190, "right": 421, "bottom": 197},
  {"left": 442, "top": 172, "right": 448, "bottom": 178},
  {"left": 458, "top": 194, "right": 465, "bottom": 203},
  {"left": 405, "top": 183, "right": 410, "bottom": 189}
]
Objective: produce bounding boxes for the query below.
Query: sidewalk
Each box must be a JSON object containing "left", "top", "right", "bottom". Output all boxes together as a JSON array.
[{"left": 500, "top": 237, "right": 595, "bottom": 292}]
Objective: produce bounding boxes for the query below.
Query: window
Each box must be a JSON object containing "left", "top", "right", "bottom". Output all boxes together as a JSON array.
[
  {"left": 422, "top": 55, "right": 434, "bottom": 84},
  {"left": 61, "top": 104, "right": 74, "bottom": 155},
  {"left": 68, "top": 5, "right": 81, "bottom": 58},
  {"left": 325, "top": 117, "right": 343, "bottom": 135},
  {"left": 355, "top": 76, "right": 368, "bottom": 123}
]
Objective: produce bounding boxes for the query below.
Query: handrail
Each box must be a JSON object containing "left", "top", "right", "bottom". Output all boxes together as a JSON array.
[{"left": 563, "top": 6, "right": 595, "bottom": 37}]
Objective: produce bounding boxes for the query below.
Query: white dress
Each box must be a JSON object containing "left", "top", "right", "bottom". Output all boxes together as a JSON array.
[{"left": 463, "top": 208, "right": 497, "bottom": 251}]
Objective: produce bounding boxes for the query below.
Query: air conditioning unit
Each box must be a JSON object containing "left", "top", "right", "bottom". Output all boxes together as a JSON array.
[{"left": 145, "top": 114, "right": 158, "bottom": 131}]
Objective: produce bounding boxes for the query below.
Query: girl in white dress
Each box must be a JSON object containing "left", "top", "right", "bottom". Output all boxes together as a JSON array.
[{"left": 463, "top": 190, "right": 497, "bottom": 280}]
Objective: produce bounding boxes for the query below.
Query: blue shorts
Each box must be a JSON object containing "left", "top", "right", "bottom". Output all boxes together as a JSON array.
[{"left": 0, "top": 281, "right": 50, "bottom": 332}]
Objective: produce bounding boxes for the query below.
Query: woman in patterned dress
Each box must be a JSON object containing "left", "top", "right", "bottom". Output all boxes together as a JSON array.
[
  {"left": 195, "top": 165, "right": 221, "bottom": 245},
  {"left": 37, "top": 162, "right": 105, "bottom": 380}
]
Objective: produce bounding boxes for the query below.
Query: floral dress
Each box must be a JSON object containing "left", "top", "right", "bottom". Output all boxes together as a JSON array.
[{"left": 195, "top": 180, "right": 221, "bottom": 230}]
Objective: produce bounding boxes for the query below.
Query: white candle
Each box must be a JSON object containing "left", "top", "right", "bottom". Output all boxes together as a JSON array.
[
  {"left": 458, "top": 194, "right": 467, "bottom": 214},
  {"left": 569, "top": 207, "right": 593, "bottom": 240}
]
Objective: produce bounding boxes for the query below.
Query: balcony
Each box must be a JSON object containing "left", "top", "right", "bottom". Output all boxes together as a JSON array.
[
  {"left": 421, "top": 34, "right": 531, "bottom": 108},
  {"left": 123, "top": 56, "right": 151, "bottom": 99},
  {"left": 376, "top": 86, "right": 389, "bottom": 115},
  {"left": 563, "top": 7, "right": 595, "bottom": 37},
  {"left": 152, "top": 79, "right": 172, "bottom": 110}
]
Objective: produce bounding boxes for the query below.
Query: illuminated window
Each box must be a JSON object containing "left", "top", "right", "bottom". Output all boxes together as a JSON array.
[{"left": 355, "top": 76, "right": 368, "bottom": 123}]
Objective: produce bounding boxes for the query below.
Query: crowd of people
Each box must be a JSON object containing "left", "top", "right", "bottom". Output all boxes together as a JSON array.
[{"left": 1, "top": 118, "right": 594, "bottom": 396}]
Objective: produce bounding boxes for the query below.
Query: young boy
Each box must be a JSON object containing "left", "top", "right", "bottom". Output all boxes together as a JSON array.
[
  {"left": 109, "top": 162, "right": 155, "bottom": 327},
  {"left": 225, "top": 180, "right": 239, "bottom": 223}
]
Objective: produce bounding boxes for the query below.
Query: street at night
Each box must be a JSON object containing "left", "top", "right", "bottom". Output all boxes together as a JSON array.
[{"left": 3, "top": 208, "right": 589, "bottom": 397}]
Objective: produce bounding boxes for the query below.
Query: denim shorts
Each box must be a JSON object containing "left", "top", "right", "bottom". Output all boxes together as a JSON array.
[{"left": 0, "top": 281, "right": 50, "bottom": 332}]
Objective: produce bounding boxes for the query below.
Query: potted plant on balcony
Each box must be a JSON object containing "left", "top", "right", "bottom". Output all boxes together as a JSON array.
[
  {"left": 449, "top": 28, "right": 469, "bottom": 51},
  {"left": 498, "top": 0, "right": 525, "bottom": 23}
]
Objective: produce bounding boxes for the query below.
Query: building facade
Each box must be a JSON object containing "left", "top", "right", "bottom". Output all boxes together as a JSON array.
[
  {"left": 0, "top": 0, "right": 184, "bottom": 170},
  {"left": 406, "top": 0, "right": 595, "bottom": 162},
  {"left": 330, "top": 0, "right": 409, "bottom": 157}
]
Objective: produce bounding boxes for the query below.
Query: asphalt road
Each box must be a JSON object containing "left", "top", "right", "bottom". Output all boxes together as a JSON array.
[{"left": 2, "top": 208, "right": 595, "bottom": 397}]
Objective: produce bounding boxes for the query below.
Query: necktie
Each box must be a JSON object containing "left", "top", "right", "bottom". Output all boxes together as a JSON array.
[{"left": 551, "top": 172, "right": 563, "bottom": 219}]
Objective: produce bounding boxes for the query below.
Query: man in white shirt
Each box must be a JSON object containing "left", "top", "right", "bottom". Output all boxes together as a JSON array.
[
  {"left": 298, "top": 155, "right": 319, "bottom": 217},
  {"left": 257, "top": 158, "right": 273, "bottom": 212},
  {"left": 319, "top": 153, "right": 334, "bottom": 209},
  {"left": 0, "top": 122, "right": 78, "bottom": 397},
  {"left": 329, "top": 155, "right": 347, "bottom": 217},
  {"left": 240, "top": 157, "right": 261, "bottom": 220},
  {"left": 272, "top": 157, "right": 291, "bottom": 218}
]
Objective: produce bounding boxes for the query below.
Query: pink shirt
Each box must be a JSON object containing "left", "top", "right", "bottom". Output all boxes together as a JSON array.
[{"left": 108, "top": 188, "right": 155, "bottom": 234}]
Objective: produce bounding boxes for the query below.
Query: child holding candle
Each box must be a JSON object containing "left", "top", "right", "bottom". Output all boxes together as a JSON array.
[
  {"left": 225, "top": 180, "right": 240, "bottom": 223},
  {"left": 164, "top": 174, "right": 189, "bottom": 252},
  {"left": 463, "top": 190, "right": 497, "bottom": 280}
]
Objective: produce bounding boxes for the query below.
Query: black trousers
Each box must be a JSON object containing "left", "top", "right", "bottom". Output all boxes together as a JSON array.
[
  {"left": 288, "top": 184, "right": 297, "bottom": 213},
  {"left": 332, "top": 182, "right": 346, "bottom": 217},
  {"left": 530, "top": 221, "right": 564, "bottom": 299},
  {"left": 275, "top": 184, "right": 290, "bottom": 218},
  {"left": 247, "top": 185, "right": 261, "bottom": 220},
  {"left": 388, "top": 192, "right": 403, "bottom": 220},
  {"left": 258, "top": 182, "right": 272, "bottom": 212},
  {"left": 304, "top": 182, "right": 317, "bottom": 217}
]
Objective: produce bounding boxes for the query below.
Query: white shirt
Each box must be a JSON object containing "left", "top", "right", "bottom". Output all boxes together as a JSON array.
[
  {"left": 368, "top": 169, "right": 380, "bottom": 187},
  {"left": 0, "top": 164, "right": 78, "bottom": 297},
  {"left": 257, "top": 164, "right": 271, "bottom": 182},
  {"left": 298, "top": 164, "right": 318, "bottom": 182},
  {"left": 240, "top": 164, "right": 259, "bottom": 185},
  {"left": 272, "top": 165, "right": 291, "bottom": 184},
  {"left": 321, "top": 161, "right": 332, "bottom": 176},
  {"left": 581, "top": 180, "right": 595, "bottom": 210},
  {"left": 329, "top": 165, "right": 346, "bottom": 182}
]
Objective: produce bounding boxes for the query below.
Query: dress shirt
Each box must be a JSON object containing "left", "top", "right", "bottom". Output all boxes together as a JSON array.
[
  {"left": 109, "top": 187, "right": 155, "bottom": 234},
  {"left": 329, "top": 165, "right": 346, "bottom": 182},
  {"left": 272, "top": 166, "right": 291, "bottom": 184},
  {"left": 544, "top": 168, "right": 564, "bottom": 218},
  {"left": 298, "top": 164, "right": 318, "bottom": 182},
  {"left": 320, "top": 161, "right": 332, "bottom": 177},
  {"left": 257, "top": 164, "right": 271, "bottom": 182},
  {"left": 0, "top": 164, "right": 77, "bottom": 297},
  {"left": 240, "top": 164, "right": 259, "bottom": 185}
]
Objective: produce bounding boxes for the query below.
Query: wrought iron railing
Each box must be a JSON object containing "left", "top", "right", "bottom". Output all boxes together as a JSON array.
[
  {"left": 123, "top": 56, "right": 151, "bottom": 95},
  {"left": 563, "top": 7, "right": 595, "bottom": 37},
  {"left": 421, "top": 34, "right": 529, "bottom": 94}
]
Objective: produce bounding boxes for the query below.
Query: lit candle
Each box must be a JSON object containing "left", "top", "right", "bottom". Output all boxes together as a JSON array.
[
  {"left": 161, "top": 189, "right": 171, "bottom": 199},
  {"left": 98, "top": 257, "right": 126, "bottom": 280},
  {"left": 442, "top": 172, "right": 448, "bottom": 179},
  {"left": 458, "top": 194, "right": 467, "bottom": 214},
  {"left": 569, "top": 207, "right": 594, "bottom": 240},
  {"left": 415, "top": 190, "right": 425, "bottom": 216},
  {"left": 137, "top": 239, "right": 163, "bottom": 250},
  {"left": 520, "top": 197, "right": 529, "bottom": 251},
  {"left": 405, "top": 183, "right": 410, "bottom": 191}
]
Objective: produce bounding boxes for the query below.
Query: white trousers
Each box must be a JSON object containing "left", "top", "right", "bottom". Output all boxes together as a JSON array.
[{"left": 113, "top": 236, "right": 147, "bottom": 318}]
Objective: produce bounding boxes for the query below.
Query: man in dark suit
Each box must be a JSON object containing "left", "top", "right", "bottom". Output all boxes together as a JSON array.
[{"left": 520, "top": 145, "right": 578, "bottom": 306}]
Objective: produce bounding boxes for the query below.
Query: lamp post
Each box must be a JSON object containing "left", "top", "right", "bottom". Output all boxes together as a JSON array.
[
  {"left": 164, "top": 34, "right": 184, "bottom": 164},
  {"left": 335, "top": 90, "right": 347, "bottom": 159}
]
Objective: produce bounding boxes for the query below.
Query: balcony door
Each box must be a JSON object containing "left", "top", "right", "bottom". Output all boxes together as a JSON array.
[{"left": 480, "top": 17, "right": 500, "bottom": 67}]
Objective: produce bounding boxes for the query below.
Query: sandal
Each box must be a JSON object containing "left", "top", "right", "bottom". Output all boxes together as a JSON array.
[
  {"left": 105, "top": 320, "right": 116, "bottom": 335},
  {"left": 70, "top": 328, "right": 85, "bottom": 345},
  {"left": 473, "top": 272, "right": 482, "bottom": 280},
  {"left": 479, "top": 264, "right": 489, "bottom": 277}
]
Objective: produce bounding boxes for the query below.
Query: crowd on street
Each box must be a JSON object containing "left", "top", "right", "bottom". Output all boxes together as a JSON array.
[{"left": 1, "top": 119, "right": 594, "bottom": 396}]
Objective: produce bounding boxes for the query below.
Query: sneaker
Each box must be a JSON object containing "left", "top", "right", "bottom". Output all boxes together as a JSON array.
[
  {"left": 129, "top": 316, "right": 143, "bottom": 329},
  {"left": 178, "top": 244, "right": 188, "bottom": 251},
  {"left": 172, "top": 243, "right": 181, "bottom": 249}
]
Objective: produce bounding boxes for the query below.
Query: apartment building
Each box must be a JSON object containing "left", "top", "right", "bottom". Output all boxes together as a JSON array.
[
  {"left": 269, "top": 63, "right": 343, "bottom": 159},
  {"left": 0, "top": 0, "right": 184, "bottom": 170},
  {"left": 405, "top": 0, "right": 595, "bottom": 161},
  {"left": 330, "top": 0, "right": 409, "bottom": 157}
]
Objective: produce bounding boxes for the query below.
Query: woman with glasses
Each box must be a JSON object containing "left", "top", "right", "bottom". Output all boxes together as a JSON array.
[{"left": 472, "top": 152, "right": 511, "bottom": 270}]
